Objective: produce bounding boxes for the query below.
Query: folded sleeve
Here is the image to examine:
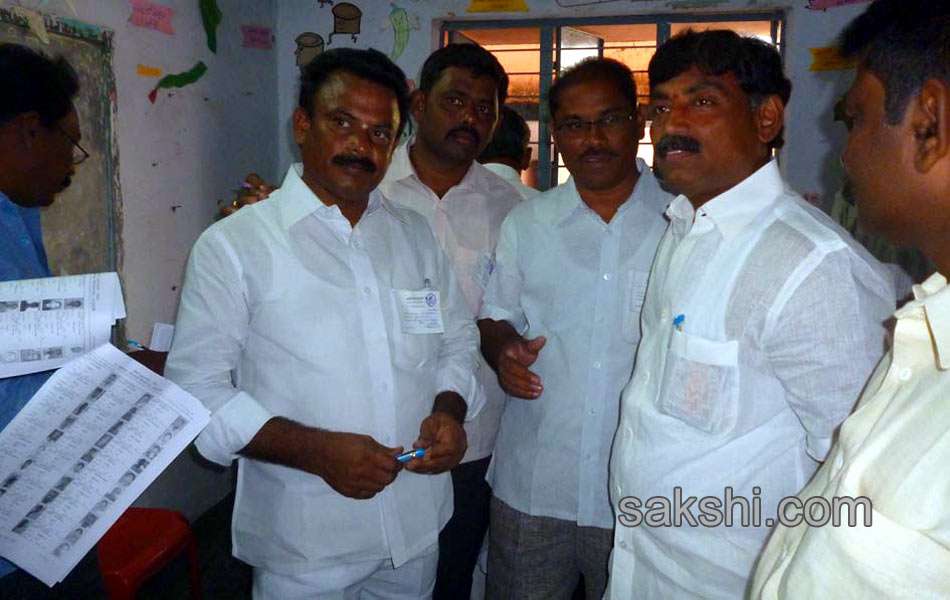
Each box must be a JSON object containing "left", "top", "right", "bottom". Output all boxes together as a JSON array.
[
  {"left": 478, "top": 211, "right": 528, "bottom": 334},
  {"left": 164, "top": 229, "right": 273, "bottom": 465}
]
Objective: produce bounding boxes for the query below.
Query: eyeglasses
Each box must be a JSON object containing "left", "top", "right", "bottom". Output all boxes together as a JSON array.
[
  {"left": 554, "top": 112, "right": 636, "bottom": 139},
  {"left": 57, "top": 125, "right": 89, "bottom": 165}
]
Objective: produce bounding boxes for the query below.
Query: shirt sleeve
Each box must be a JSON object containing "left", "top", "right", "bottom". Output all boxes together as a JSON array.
[
  {"left": 426, "top": 222, "right": 483, "bottom": 419},
  {"left": 478, "top": 211, "right": 528, "bottom": 334},
  {"left": 164, "top": 230, "right": 273, "bottom": 466},
  {"left": 765, "top": 248, "right": 894, "bottom": 461}
]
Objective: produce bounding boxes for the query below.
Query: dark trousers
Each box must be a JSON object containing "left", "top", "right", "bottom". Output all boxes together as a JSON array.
[{"left": 434, "top": 455, "right": 492, "bottom": 600}]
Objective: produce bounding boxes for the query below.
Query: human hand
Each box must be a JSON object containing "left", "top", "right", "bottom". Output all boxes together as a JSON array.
[
  {"left": 314, "top": 431, "right": 403, "bottom": 499},
  {"left": 404, "top": 412, "right": 467, "bottom": 474},
  {"left": 497, "top": 336, "right": 546, "bottom": 399}
]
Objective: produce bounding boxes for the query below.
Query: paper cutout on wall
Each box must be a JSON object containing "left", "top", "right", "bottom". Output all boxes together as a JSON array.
[
  {"left": 242, "top": 25, "right": 273, "bottom": 50},
  {"left": 327, "top": 3, "right": 362, "bottom": 45},
  {"left": 12, "top": 6, "right": 50, "bottom": 44},
  {"left": 199, "top": 0, "right": 223, "bottom": 53},
  {"left": 129, "top": 0, "right": 175, "bottom": 35},
  {"left": 137, "top": 64, "right": 162, "bottom": 77},
  {"left": 809, "top": 47, "right": 855, "bottom": 71},
  {"left": 295, "top": 32, "right": 325, "bottom": 72},
  {"left": 147, "top": 62, "right": 208, "bottom": 103},
  {"left": 318, "top": 0, "right": 334, "bottom": 6},
  {"left": 387, "top": 4, "right": 419, "bottom": 61},
  {"left": 467, "top": 0, "right": 529, "bottom": 12},
  {"left": 807, "top": 0, "right": 871, "bottom": 9}
]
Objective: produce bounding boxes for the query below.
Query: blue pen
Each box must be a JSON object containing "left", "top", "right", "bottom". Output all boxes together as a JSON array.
[
  {"left": 672, "top": 314, "right": 685, "bottom": 331},
  {"left": 396, "top": 448, "right": 426, "bottom": 463}
]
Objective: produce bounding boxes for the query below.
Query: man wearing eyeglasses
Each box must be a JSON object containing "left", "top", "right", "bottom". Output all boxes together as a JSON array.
[
  {"left": 0, "top": 43, "right": 82, "bottom": 593},
  {"left": 477, "top": 57, "right": 671, "bottom": 599}
]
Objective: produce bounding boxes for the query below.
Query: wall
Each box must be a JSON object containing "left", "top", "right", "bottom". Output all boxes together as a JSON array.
[
  {"left": 2, "top": 0, "right": 280, "bottom": 519},
  {"left": 275, "top": 0, "right": 868, "bottom": 208}
]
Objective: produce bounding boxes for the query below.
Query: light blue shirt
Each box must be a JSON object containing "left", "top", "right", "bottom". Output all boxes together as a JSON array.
[{"left": 0, "top": 192, "right": 53, "bottom": 579}]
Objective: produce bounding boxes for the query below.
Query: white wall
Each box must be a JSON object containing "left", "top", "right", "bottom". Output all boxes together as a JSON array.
[
  {"left": 3, "top": 0, "right": 280, "bottom": 519},
  {"left": 275, "top": 0, "right": 867, "bottom": 207}
]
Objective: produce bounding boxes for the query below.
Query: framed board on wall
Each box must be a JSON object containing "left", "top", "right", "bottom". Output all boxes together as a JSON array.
[{"left": 0, "top": 8, "right": 121, "bottom": 278}]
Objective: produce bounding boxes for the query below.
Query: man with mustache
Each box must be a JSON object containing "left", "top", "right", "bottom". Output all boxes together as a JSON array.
[
  {"left": 0, "top": 44, "right": 82, "bottom": 594},
  {"left": 606, "top": 30, "right": 896, "bottom": 599},
  {"left": 752, "top": 2, "right": 950, "bottom": 596},
  {"left": 377, "top": 43, "right": 522, "bottom": 600},
  {"left": 166, "top": 48, "right": 480, "bottom": 599},
  {"left": 478, "top": 58, "right": 671, "bottom": 599}
]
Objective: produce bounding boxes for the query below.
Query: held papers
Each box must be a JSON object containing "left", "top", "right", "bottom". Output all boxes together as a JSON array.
[
  {"left": 0, "top": 344, "right": 210, "bottom": 586},
  {"left": 0, "top": 273, "right": 126, "bottom": 378}
]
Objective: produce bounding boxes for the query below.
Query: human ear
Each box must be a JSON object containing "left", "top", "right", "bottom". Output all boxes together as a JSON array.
[
  {"left": 754, "top": 95, "right": 785, "bottom": 146},
  {"left": 911, "top": 78, "right": 950, "bottom": 174},
  {"left": 292, "top": 107, "right": 311, "bottom": 146},
  {"left": 410, "top": 89, "right": 426, "bottom": 124},
  {"left": 635, "top": 104, "right": 647, "bottom": 142}
]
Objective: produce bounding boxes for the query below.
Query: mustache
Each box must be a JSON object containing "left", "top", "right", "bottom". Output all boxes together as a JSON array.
[
  {"left": 655, "top": 135, "right": 701, "bottom": 158},
  {"left": 579, "top": 148, "right": 618, "bottom": 161},
  {"left": 446, "top": 125, "right": 480, "bottom": 145},
  {"left": 331, "top": 154, "right": 376, "bottom": 173}
]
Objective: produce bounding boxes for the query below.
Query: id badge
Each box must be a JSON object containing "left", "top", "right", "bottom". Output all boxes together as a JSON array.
[{"left": 394, "top": 289, "right": 444, "bottom": 334}]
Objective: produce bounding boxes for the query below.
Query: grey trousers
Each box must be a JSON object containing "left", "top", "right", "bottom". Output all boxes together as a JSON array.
[{"left": 486, "top": 496, "right": 613, "bottom": 600}]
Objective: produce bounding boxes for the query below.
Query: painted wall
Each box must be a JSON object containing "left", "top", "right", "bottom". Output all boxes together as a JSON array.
[
  {"left": 275, "top": 0, "right": 867, "bottom": 207},
  {"left": 2, "top": 0, "right": 280, "bottom": 519}
]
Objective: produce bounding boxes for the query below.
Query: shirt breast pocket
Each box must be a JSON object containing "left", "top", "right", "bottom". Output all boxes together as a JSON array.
[
  {"left": 389, "top": 288, "right": 441, "bottom": 370},
  {"left": 621, "top": 270, "right": 650, "bottom": 344},
  {"left": 659, "top": 330, "right": 739, "bottom": 435}
]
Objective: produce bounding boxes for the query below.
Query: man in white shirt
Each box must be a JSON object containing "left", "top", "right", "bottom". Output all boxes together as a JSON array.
[
  {"left": 752, "top": 2, "right": 950, "bottom": 596},
  {"left": 378, "top": 43, "right": 521, "bottom": 600},
  {"left": 478, "top": 58, "right": 671, "bottom": 599},
  {"left": 165, "top": 48, "right": 480, "bottom": 600},
  {"left": 606, "top": 30, "right": 896, "bottom": 599},
  {"left": 478, "top": 106, "right": 540, "bottom": 200}
]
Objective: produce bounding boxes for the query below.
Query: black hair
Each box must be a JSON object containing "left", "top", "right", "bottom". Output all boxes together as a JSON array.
[
  {"left": 0, "top": 43, "right": 79, "bottom": 127},
  {"left": 419, "top": 44, "right": 508, "bottom": 105},
  {"left": 548, "top": 57, "right": 638, "bottom": 120},
  {"left": 649, "top": 29, "right": 792, "bottom": 150},
  {"left": 478, "top": 106, "right": 530, "bottom": 162},
  {"left": 839, "top": 0, "right": 950, "bottom": 125},
  {"left": 298, "top": 47, "right": 411, "bottom": 138}
]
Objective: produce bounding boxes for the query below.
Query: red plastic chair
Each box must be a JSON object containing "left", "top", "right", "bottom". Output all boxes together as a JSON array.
[{"left": 97, "top": 507, "right": 201, "bottom": 600}]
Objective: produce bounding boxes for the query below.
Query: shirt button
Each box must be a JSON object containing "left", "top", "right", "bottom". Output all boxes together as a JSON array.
[
  {"left": 362, "top": 286, "right": 371, "bottom": 296},
  {"left": 619, "top": 540, "right": 627, "bottom": 549},
  {"left": 588, "top": 408, "right": 596, "bottom": 415},
  {"left": 585, "top": 453, "right": 592, "bottom": 461},
  {"left": 642, "top": 371, "right": 650, "bottom": 382},
  {"left": 615, "top": 484, "right": 623, "bottom": 497},
  {"left": 353, "top": 239, "right": 361, "bottom": 249},
  {"left": 661, "top": 309, "right": 670, "bottom": 320},
  {"left": 593, "top": 361, "right": 602, "bottom": 369},
  {"left": 603, "top": 273, "right": 611, "bottom": 281},
  {"left": 624, "top": 425, "right": 633, "bottom": 437},
  {"left": 898, "top": 367, "right": 912, "bottom": 381},
  {"left": 780, "top": 545, "right": 789, "bottom": 561},
  {"left": 18, "top": 237, "right": 31, "bottom": 247},
  {"left": 834, "top": 453, "right": 844, "bottom": 470}
]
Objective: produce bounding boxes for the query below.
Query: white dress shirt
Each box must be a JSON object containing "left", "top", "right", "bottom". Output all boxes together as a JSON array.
[
  {"left": 381, "top": 142, "right": 521, "bottom": 462},
  {"left": 751, "top": 272, "right": 950, "bottom": 599},
  {"left": 480, "top": 159, "right": 671, "bottom": 528},
  {"left": 607, "top": 161, "right": 895, "bottom": 599},
  {"left": 481, "top": 162, "right": 541, "bottom": 201},
  {"left": 165, "top": 164, "right": 480, "bottom": 574}
]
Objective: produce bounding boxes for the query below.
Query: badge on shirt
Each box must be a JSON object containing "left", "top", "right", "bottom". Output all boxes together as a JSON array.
[
  {"left": 394, "top": 289, "right": 444, "bottom": 334},
  {"left": 473, "top": 253, "right": 495, "bottom": 290}
]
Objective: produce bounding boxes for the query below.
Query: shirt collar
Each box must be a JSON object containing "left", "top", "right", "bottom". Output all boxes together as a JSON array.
[
  {"left": 895, "top": 272, "right": 950, "bottom": 369},
  {"left": 387, "top": 138, "right": 483, "bottom": 194},
  {"left": 666, "top": 160, "right": 784, "bottom": 241},
  {"left": 552, "top": 158, "right": 663, "bottom": 226},
  {"left": 277, "top": 163, "right": 392, "bottom": 229}
]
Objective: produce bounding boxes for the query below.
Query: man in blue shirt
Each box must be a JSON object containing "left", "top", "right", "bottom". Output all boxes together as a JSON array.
[{"left": 0, "top": 43, "right": 83, "bottom": 591}]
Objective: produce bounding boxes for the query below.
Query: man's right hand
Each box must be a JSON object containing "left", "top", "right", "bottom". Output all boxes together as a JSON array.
[
  {"left": 313, "top": 431, "right": 404, "bottom": 499},
  {"left": 497, "top": 336, "right": 546, "bottom": 399}
]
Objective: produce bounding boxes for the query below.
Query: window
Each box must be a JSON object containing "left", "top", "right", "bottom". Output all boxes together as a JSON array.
[{"left": 444, "top": 13, "right": 784, "bottom": 191}]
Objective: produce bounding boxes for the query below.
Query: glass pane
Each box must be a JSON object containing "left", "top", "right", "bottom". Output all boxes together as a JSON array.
[{"left": 671, "top": 21, "right": 776, "bottom": 46}]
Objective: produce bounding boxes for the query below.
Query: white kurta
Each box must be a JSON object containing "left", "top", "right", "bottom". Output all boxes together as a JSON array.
[
  {"left": 751, "top": 273, "right": 950, "bottom": 599},
  {"left": 165, "top": 164, "right": 480, "bottom": 574},
  {"left": 381, "top": 142, "right": 521, "bottom": 462},
  {"left": 480, "top": 160, "right": 671, "bottom": 528},
  {"left": 608, "top": 161, "right": 896, "bottom": 599}
]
